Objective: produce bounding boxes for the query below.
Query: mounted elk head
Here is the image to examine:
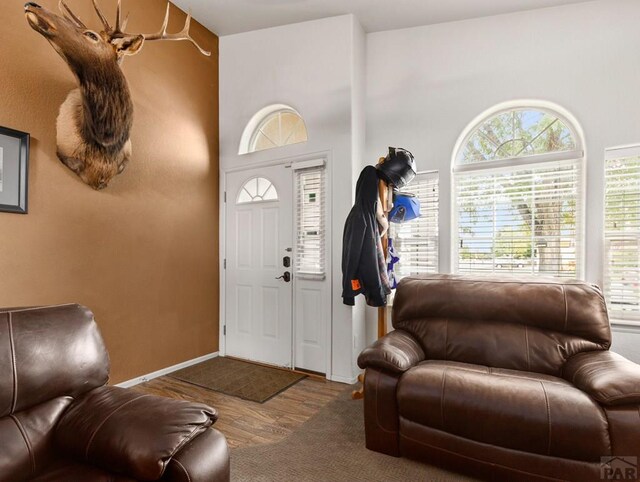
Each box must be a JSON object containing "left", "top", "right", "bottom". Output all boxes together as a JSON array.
[{"left": 24, "top": 0, "right": 210, "bottom": 190}]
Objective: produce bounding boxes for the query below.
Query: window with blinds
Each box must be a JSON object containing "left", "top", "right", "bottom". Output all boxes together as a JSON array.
[
  {"left": 453, "top": 105, "right": 583, "bottom": 278},
  {"left": 295, "top": 167, "right": 326, "bottom": 279},
  {"left": 604, "top": 146, "right": 640, "bottom": 322},
  {"left": 390, "top": 173, "right": 439, "bottom": 278},
  {"left": 455, "top": 160, "right": 581, "bottom": 277}
]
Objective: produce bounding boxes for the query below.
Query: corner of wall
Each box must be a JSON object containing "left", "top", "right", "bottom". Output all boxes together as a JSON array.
[{"left": 349, "top": 15, "right": 370, "bottom": 376}]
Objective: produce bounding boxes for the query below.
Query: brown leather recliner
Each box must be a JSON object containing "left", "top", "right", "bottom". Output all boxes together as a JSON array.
[
  {"left": 358, "top": 274, "right": 640, "bottom": 482},
  {"left": 0, "top": 304, "right": 230, "bottom": 482}
]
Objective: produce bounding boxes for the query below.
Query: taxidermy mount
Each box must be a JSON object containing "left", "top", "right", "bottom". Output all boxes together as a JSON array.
[{"left": 24, "top": 0, "right": 210, "bottom": 190}]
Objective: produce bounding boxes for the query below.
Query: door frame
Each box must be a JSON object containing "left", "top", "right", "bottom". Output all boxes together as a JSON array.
[{"left": 219, "top": 150, "right": 333, "bottom": 378}]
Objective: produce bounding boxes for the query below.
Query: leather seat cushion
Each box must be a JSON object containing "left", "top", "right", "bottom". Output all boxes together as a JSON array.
[
  {"left": 30, "top": 458, "right": 137, "bottom": 482},
  {"left": 397, "top": 360, "right": 611, "bottom": 462}
]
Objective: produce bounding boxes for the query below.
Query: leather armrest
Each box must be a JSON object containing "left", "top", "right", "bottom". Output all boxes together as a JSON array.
[
  {"left": 563, "top": 351, "right": 640, "bottom": 406},
  {"left": 161, "top": 428, "right": 230, "bottom": 482},
  {"left": 357, "top": 329, "right": 425, "bottom": 374},
  {"left": 55, "top": 386, "right": 218, "bottom": 481}
]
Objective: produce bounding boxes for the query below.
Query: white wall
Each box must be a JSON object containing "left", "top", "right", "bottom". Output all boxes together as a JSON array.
[
  {"left": 351, "top": 18, "right": 369, "bottom": 375},
  {"left": 219, "top": 15, "right": 365, "bottom": 382},
  {"left": 366, "top": 0, "right": 640, "bottom": 361},
  {"left": 220, "top": 0, "right": 640, "bottom": 374}
]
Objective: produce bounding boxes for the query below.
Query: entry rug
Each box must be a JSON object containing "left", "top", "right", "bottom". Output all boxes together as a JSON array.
[{"left": 169, "top": 356, "right": 306, "bottom": 403}]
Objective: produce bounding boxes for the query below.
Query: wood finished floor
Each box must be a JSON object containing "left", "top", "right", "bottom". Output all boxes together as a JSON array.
[{"left": 133, "top": 374, "right": 347, "bottom": 449}]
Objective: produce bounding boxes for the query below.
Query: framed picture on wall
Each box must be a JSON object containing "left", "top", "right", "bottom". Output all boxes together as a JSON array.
[{"left": 0, "top": 126, "right": 29, "bottom": 214}]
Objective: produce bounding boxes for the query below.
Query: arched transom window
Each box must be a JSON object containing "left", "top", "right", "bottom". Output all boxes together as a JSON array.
[
  {"left": 459, "top": 109, "right": 577, "bottom": 165},
  {"left": 239, "top": 104, "right": 308, "bottom": 154},
  {"left": 236, "top": 177, "right": 278, "bottom": 204},
  {"left": 453, "top": 103, "right": 584, "bottom": 278}
]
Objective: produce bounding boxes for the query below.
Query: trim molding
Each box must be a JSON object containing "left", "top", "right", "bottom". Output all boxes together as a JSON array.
[
  {"left": 115, "top": 352, "right": 219, "bottom": 388},
  {"left": 329, "top": 374, "right": 358, "bottom": 385},
  {"left": 223, "top": 149, "right": 331, "bottom": 173}
]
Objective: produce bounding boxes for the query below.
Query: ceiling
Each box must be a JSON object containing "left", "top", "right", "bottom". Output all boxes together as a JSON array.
[{"left": 172, "top": 0, "right": 594, "bottom": 36}]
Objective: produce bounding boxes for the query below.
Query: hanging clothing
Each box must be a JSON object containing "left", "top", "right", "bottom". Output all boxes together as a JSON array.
[
  {"left": 342, "top": 166, "right": 391, "bottom": 307},
  {"left": 387, "top": 238, "right": 400, "bottom": 290},
  {"left": 376, "top": 192, "right": 389, "bottom": 237}
]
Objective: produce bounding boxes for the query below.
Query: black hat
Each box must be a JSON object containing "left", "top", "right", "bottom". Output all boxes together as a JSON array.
[{"left": 376, "top": 147, "right": 417, "bottom": 189}]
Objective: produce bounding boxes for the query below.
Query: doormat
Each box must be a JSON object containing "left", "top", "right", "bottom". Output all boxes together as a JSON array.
[{"left": 169, "top": 356, "right": 307, "bottom": 403}]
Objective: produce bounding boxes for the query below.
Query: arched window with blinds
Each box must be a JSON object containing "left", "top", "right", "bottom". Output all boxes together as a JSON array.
[{"left": 452, "top": 103, "right": 584, "bottom": 278}]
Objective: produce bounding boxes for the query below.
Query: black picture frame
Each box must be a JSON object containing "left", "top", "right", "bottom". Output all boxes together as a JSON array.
[{"left": 0, "top": 126, "right": 29, "bottom": 214}]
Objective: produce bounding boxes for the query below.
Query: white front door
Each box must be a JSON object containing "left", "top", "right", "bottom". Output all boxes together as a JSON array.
[{"left": 225, "top": 164, "right": 293, "bottom": 367}]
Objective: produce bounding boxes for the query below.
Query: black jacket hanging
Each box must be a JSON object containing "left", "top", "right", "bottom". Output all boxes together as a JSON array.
[{"left": 342, "top": 166, "right": 391, "bottom": 307}]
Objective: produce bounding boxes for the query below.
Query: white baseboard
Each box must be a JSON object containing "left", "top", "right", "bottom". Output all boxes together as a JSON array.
[
  {"left": 115, "top": 352, "right": 219, "bottom": 388},
  {"left": 329, "top": 374, "right": 358, "bottom": 384}
]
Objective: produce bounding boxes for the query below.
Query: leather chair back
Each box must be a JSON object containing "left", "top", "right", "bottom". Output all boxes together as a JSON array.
[
  {"left": 0, "top": 304, "right": 109, "bottom": 481},
  {"left": 393, "top": 275, "right": 611, "bottom": 375}
]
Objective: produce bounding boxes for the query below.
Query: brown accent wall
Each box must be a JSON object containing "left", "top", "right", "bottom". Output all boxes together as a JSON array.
[{"left": 0, "top": 0, "right": 219, "bottom": 383}]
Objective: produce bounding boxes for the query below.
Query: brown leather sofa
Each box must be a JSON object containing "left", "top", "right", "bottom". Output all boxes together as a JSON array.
[
  {"left": 0, "top": 304, "right": 230, "bottom": 482},
  {"left": 358, "top": 274, "right": 640, "bottom": 482}
]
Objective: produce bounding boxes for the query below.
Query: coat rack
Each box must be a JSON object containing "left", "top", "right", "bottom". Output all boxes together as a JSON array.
[{"left": 352, "top": 158, "right": 392, "bottom": 400}]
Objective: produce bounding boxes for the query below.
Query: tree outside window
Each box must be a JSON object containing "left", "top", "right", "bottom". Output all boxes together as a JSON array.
[{"left": 454, "top": 105, "right": 583, "bottom": 278}]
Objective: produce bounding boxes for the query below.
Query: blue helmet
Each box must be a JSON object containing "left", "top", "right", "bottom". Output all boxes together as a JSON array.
[{"left": 389, "top": 192, "right": 421, "bottom": 223}]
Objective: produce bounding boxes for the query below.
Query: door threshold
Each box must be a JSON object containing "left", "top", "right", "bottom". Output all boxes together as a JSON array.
[
  {"left": 225, "top": 356, "right": 326, "bottom": 380},
  {"left": 294, "top": 367, "right": 326, "bottom": 378}
]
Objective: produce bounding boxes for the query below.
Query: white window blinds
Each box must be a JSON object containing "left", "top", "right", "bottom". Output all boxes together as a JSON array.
[
  {"left": 604, "top": 146, "right": 640, "bottom": 322},
  {"left": 391, "top": 172, "right": 439, "bottom": 279},
  {"left": 295, "top": 166, "right": 326, "bottom": 279},
  {"left": 454, "top": 158, "right": 582, "bottom": 277}
]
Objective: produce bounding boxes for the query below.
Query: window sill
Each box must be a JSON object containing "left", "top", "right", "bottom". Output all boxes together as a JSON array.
[
  {"left": 610, "top": 319, "right": 640, "bottom": 331},
  {"left": 296, "top": 272, "right": 325, "bottom": 281}
]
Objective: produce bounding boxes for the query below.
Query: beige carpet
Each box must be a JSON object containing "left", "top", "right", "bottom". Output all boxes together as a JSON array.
[
  {"left": 169, "top": 357, "right": 306, "bottom": 403},
  {"left": 231, "top": 387, "right": 479, "bottom": 481}
]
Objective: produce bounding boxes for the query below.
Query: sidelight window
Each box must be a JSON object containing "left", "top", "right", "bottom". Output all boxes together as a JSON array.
[{"left": 295, "top": 165, "right": 326, "bottom": 279}]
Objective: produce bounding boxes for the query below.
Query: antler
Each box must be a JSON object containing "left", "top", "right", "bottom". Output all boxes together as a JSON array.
[
  {"left": 59, "top": 0, "right": 86, "bottom": 29},
  {"left": 92, "top": 0, "right": 113, "bottom": 32},
  {"left": 91, "top": 0, "right": 129, "bottom": 35},
  {"left": 142, "top": 3, "right": 211, "bottom": 57},
  {"left": 90, "top": 0, "right": 209, "bottom": 56}
]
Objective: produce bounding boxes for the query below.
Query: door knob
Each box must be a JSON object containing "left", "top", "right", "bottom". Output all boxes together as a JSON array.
[{"left": 275, "top": 271, "right": 291, "bottom": 282}]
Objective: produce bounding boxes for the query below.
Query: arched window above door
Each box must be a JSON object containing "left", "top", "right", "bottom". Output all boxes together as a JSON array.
[{"left": 239, "top": 104, "right": 308, "bottom": 154}]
